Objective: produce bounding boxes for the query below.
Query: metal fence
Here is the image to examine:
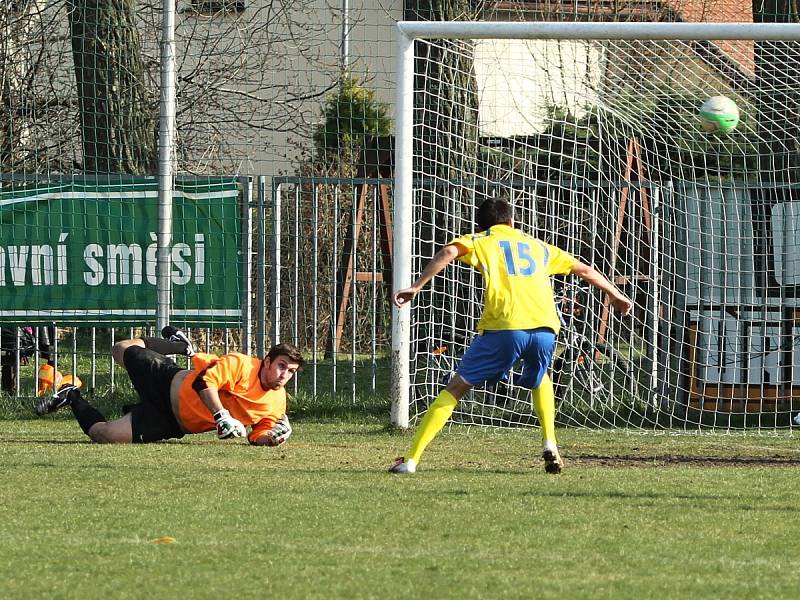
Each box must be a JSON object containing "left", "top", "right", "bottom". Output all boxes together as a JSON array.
[{"left": 0, "top": 176, "right": 394, "bottom": 403}]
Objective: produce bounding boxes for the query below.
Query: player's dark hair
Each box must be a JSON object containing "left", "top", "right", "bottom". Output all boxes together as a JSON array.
[
  {"left": 267, "top": 342, "right": 305, "bottom": 369},
  {"left": 476, "top": 198, "right": 513, "bottom": 231}
]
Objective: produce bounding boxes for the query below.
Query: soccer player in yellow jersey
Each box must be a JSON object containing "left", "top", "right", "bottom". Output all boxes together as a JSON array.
[
  {"left": 35, "top": 327, "right": 303, "bottom": 446},
  {"left": 389, "top": 198, "right": 633, "bottom": 474}
]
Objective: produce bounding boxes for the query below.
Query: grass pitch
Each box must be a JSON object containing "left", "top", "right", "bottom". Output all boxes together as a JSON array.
[{"left": 2, "top": 419, "right": 799, "bottom": 599}]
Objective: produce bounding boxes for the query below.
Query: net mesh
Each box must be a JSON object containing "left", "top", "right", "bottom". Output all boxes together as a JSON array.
[{"left": 407, "top": 34, "right": 800, "bottom": 431}]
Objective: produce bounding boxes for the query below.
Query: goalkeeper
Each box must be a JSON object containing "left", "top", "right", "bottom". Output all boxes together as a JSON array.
[
  {"left": 389, "top": 198, "right": 633, "bottom": 475},
  {"left": 34, "top": 327, "right": 303, "bottom": 447}
]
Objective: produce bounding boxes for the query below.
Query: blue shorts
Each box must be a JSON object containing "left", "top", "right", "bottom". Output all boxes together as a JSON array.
[{"left": 456, "top": 329, "right": 556, "bottom": 390}]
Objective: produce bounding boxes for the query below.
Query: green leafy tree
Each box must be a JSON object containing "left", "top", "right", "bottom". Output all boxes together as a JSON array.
[{"left": 313, "top": 76, "right": 391, "bottom": 172}]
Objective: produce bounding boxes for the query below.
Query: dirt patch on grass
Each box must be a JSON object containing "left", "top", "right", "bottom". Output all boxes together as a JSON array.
[{"left": 569, "top": 454, "right": 800, "bottom": 468}]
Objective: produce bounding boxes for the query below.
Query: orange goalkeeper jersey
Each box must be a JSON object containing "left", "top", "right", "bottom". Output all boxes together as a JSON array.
[{"left": 176, "top": 352, "right": 286, "bottom": 443}]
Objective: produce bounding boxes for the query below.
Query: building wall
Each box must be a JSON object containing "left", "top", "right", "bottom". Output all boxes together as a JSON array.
[{"left": 173, "top": 0, "right": 402, "bottom": 178}]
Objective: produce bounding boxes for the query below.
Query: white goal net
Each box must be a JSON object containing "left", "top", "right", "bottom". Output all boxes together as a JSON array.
[{"left": 391, "top": 22, "right": 800, "bottom": 432}]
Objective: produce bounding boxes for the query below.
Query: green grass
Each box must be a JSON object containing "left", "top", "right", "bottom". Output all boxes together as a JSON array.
[{"left": 2, "top": 420, "right": 800, "bottom": 599}]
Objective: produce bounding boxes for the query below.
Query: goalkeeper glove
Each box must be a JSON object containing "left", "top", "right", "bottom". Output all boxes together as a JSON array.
[
  {"left": 213, "top": 409, "right": 247, "bottom": 439},
  {"left": 264, "top": 414, "right": 292, "bottom": 446}
]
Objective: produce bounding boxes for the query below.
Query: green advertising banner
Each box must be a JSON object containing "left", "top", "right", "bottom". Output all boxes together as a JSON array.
[{"left": 0, "top": 177, "right": 242, "bottom": 326}]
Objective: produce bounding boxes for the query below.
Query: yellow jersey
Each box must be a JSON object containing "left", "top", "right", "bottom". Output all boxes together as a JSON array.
[{"left": 451, "top": 224, "right": 577, "bottom": 333}]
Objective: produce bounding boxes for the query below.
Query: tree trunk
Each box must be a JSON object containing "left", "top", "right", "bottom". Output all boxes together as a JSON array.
[
  {"left": 405, "top": 1, "right": 486, "bottom": 352},
  {"left": 750, "top": 2, "right": 800, "bottom": 297},
  {"left": 68, "top": 0, "right": 156, "bottom": 174},
  {"left": 406, "top": 1, "right": 483, "bottom": 185},
  {"left": 752, "top": 0, "right": 800, "bottom": 184},
  {"left": 0, "top": 1, "right": 46, "bottom": 169}
]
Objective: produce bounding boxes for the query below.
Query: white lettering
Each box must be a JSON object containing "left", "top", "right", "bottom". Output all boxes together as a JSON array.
[
  {"left": 8, "top": 246, "right": 29, "bottom": 286},
  {"left": 57, "top": 233, "right": 68, "bottom": 285},
  {"left": 83, "top": 244, "right": 104, "bottom": 286},
  {"left": 145, "top": 233, "right": 158, "bottom": 285},
  {"left": 107, "top": 244, "right": 142, "bottom": 285},
  {"left": 171, "top": 244, "right": 192, "bottom": 285},
  {"left": 30, "top": 245, "right": 54, "bottom": 286},
  {"left": 194, "top": 234, "right": 205, "bottom": 284}
]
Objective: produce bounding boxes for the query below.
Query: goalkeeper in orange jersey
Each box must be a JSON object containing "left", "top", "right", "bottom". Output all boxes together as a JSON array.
[
  {"left": 34, "top": 327, "right": 303, "bottom": 446},
  {"left": 389, "top": 197, "right": 633, "bottom": 475}
]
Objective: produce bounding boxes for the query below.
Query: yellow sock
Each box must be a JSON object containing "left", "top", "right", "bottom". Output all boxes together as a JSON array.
[
  {"left": 406, "top": 389, "right": 458, "bottom": 464},
  {"left": 531, "top": 373, "right": 557, "bottom": 445}
]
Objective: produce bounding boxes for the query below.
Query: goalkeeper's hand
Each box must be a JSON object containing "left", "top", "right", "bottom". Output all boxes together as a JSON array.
[
  {"left": 263, "top": 414, "right": 292, "bottom": 446},
  {"left": 213, "top": 408, "right": 247, "bottom": 439}
]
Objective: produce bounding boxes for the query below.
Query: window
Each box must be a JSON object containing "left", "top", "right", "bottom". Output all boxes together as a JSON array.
[{"left": 190, "top": 0, "right": 246, "bottom": 14}]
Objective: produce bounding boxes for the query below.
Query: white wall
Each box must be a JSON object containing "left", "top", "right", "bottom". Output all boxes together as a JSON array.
[{"left": 474, "top": 39, "right": 604, "bottom": 137}]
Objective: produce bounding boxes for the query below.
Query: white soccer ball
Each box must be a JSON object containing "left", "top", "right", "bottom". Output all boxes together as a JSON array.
[{"left": 698, "top": 96, "right": 740, "bottom": 134}]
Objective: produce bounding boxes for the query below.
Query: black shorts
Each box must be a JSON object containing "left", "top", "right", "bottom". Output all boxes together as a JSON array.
[{"left": 123, "top": 346, "right": 186, "bottom": 443}]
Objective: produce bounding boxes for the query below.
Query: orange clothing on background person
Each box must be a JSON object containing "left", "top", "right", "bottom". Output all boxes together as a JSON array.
[{"left": 176, "top": 352, "right": 286, "bottom": 444}]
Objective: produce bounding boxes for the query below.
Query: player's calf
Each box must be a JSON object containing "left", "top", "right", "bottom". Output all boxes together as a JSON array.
[{"left": 85, "top": 418, "right": 133, "bottom": 444}]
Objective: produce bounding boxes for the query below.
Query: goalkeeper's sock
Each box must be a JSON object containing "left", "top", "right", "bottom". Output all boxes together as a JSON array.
[
  {"left": 531, "top": 373, "right": 557, "bottom": 446},
  {"left": 140, "top": 337, "right": 187, "bottom": 356},
  {"left": 70, "top": 392, "right": 107, "bottom": 435},
  {"left": 406, "top": 389, "right": 458, "bottom": 464}
]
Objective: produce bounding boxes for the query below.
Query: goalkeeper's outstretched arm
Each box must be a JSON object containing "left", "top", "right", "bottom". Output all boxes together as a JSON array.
[{"left": 393, "top": 244, "right": 465, "bottom": 308}]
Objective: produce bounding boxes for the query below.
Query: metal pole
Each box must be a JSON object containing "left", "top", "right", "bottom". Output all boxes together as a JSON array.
[
  {"left": 651, "top": 186, "right": 661, "bottom": 406},
  {"left": 312, "top": 188, "right": 319, "bottom": 396},
  {"left": 390, "top": 29, "right": 414, "bottom": 428},
  {"left": 270, "top": 182, "right": 282, "bottom": 346},
  {"left": 341, "top": 0, "right": 350, "bottom": 74},
  {"left": 256, "top": 176, "right": 267, "bottom": 356},
  {"left": 240, "top": 176, "right": 253, "bottom": 353},
  {"left": 397, "top": 21, "right": 800, "bottom": 41},
  {"left": 156, "top": 0, "right": 177, "bottom": 331}
]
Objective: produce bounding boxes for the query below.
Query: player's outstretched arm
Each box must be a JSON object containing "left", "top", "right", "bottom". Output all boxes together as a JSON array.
[
  {"left": 393, "top": 244, "right": 463, "bottom": 308},
  {"left": 570, "top": 261, "right": 633, "bottom": 316}
]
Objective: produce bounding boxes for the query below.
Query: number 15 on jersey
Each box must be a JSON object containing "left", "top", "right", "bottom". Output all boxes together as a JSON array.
[{"left": 499, "top": 240, "right": 538, "bottom": 276}]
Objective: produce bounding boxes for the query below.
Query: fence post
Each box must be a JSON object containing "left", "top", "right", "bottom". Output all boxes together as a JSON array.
[{"left": 240, "top": 176, "right": 253, "bottom": 353}]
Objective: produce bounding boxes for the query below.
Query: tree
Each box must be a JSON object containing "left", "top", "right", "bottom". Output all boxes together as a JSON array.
[
  {"left": 313, "top": 75, "right": 392, "bottom": 173},
  {"left": 0, "top": 1, "right": 47, "bottom": 172},
  {"left": 0, "top": 1, "right": 346, "bottom": 176},
  {"left": 752, "top": 0, "right": 800, "bottom": 184},
  {"left": 403, "top": 1, "right": 489, "bottom": 353},
  {"left": 405, "top": 1, "right": 486, "bottom": 186},
  {"left": 289, "top": 76, "right": 393, "bottom": 355},
  {"left": 67, "top": 0, "right": 156, "bottom": 174}
]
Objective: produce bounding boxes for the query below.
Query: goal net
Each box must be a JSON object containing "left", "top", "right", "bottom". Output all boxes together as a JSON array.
[{"left": 391, "top": 22, "right": 800, "bottom": 432}]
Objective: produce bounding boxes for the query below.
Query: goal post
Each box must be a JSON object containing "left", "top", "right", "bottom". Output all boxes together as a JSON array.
[
  {"left": 391, "top": 21, "right": 800, "bottom": 431},
  {"left": 390, "top": 28, "right": 416, "bottom": 429}
]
